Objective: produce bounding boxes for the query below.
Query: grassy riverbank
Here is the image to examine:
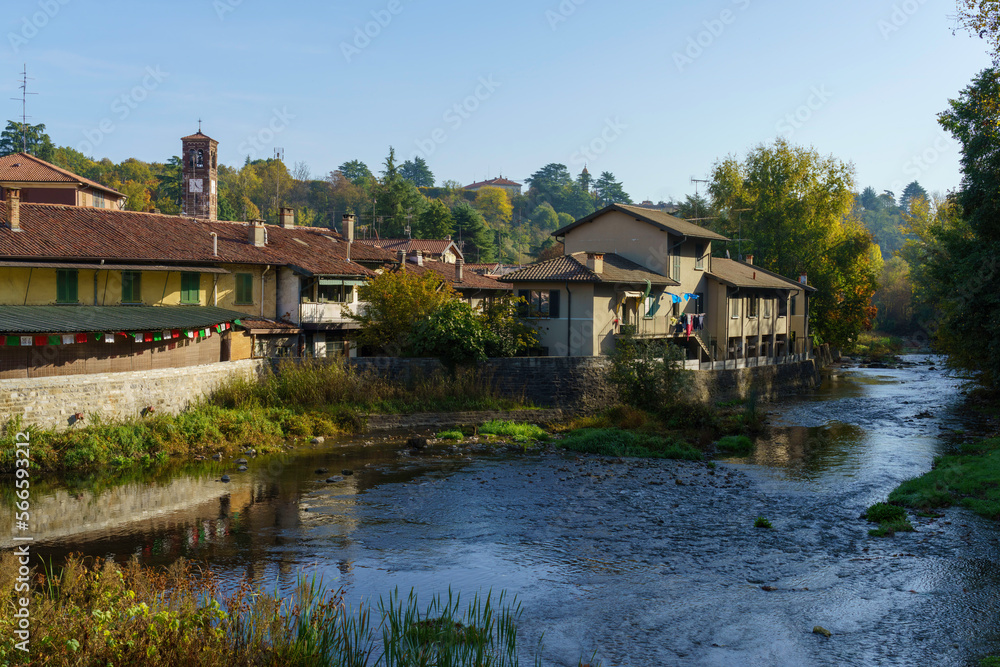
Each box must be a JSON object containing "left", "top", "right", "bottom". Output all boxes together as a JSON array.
[
  {"left": 0, "top": 361, "right": 527, "bottom": 474},
  {"left": 0, "top": 553, "right": 551, "bottom": 667}
]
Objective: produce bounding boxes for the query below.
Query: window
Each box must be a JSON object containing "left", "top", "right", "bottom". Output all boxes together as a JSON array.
[
  {"left": 517, "top": 289, "right": 560, "bottom": 318},
  {"left": 318, "top": 284, "right": 350, "bottom": 303},
  {"left": 196, "top": 149, "right": 204, "bottom": 168},
  {"left": 181, "top": 272, "right": 200, "bottom": 304},
  {"left": 644, "top": 295, "right": 659, "bottom": 319},
  {"left": 695, "top": 243, "right": 705, "bottom": 270},
  {"left": 791, "top": 294, "right": 798, "bottom": 317},
  {"left": 748, "top": 295, "right": 759, "bottom": 318},
  {"left": 730, "top": 295, "right": 740, "bottom": 319},
  {"left": 236, "top": 273, "right": 254, "bottom": 305},
  {"left": 778, "top": 297, "right": 788, "bottom": 317},
  {"left": 695, "top": 292, "right": 705, "bottom": 312},
  {"left": 672, "top": 251, "right": 681, "bottom": 281},
  {"left": 762, "top": 297, "right": 771, "bottom": 318},
  {"left": 93, "top": 191, "right": 105, "bottom": 209},
  {"left": 56, "top": 270, "right": 78, "bottom": 304},
  {"left": 121, "top": 271, "right": 142, "bottom": 303}
]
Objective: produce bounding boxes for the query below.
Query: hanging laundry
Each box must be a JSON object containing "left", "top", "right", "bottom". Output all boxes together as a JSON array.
[{"left": 669, "top": 293, "right": 683, "bottom": 304}]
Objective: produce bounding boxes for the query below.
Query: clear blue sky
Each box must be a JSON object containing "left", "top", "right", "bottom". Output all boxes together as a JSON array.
[{"left": 0, "top": 0, "right": 991, "bottom": 202}]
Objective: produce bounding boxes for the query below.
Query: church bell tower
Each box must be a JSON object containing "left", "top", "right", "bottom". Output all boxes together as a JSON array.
[{"left": 181, "top": 127, "right": 218, "bottom": 220}]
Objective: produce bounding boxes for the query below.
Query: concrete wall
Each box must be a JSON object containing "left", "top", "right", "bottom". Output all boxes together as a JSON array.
[{"left": 0, "top": 358, "right": 264, "bottom": 430}]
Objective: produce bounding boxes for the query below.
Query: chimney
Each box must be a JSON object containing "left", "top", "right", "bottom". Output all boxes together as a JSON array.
[
  {"left": 342, "top": 213, "right": 355, "bottom": 243},
  {"left": 455, "top": 257, "right": 464, "bottom": 283},
  {"left": 280, "top": 207, "right": 295, "bottom": 228},
  {"left": 416, "top": 250, "right": 424, "bottom": 267},
  {"left": 6, "top": 188, "right": 20, "bottom": 232},
  {"left": 250, "top": 220, "right": 266, "bottom": 247},
  {"left": 586, "top": 252, "right": 604, "bottom": 274},
  {"left": 799, "top": 273, "right": 808, "bottom": 286},
  {"left": 397, "top": 249, "right": 406, "bottom": 270},
  {"left": 210, "top": 231, "right": 218, "bottom": 257},
  {"left": 746, "top": 254, "right": 753, "bottom": 265}
]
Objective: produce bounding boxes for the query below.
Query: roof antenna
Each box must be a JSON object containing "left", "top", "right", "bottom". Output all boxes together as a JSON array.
[{"left": 11, "top": 65, "right": 36, "bottom": 154}]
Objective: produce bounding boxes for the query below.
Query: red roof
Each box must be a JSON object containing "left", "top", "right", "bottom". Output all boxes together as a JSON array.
[
  {"left": 464, "top": 177, "right": 522, "bottom": 189},
  {"left": 180, "top": 131, "right": 217, "bottom": 143},
  {"left": 0, "top": 153, "right": 124, "bottom": 197},
  {"left": 0, "top": 203, "right": 392, "bottom": 278},
  {"left": 355, "top": 238, "right": 463, "bottom": 259},
  {"left": 399, "top": 258, "right": 511, "bottom": 292}
]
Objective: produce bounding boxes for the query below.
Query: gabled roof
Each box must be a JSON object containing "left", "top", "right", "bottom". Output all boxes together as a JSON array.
[
  {"left": 400, "top": 258, "right": 511, "bottom": 292},
  {"left": 0, "top": 153, "right": 125, "bottom": 197},
  {"left": 552, "top": 203, "right": 729, "bottom": 241},
  {"left": 180, "top": 131, "right": 217, "bottom": 143},
  {"left": 355, "top": 238, "right": 463, "bottom": 259},
  {"left": 0, "top": 202, "right": 390, "bottom": 278},
  {"left": 465, "top": 177, "right": 522, "bottom": 189},
  {"left": 708, "top": 258, "right": 816, "bottom": 292},
  {"left": 500, "top": 252, "right": 679, "bottom": 286}
]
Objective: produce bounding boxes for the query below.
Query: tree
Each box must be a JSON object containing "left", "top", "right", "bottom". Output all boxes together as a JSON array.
[
  {"left": 900, "top": 181, "right": 928, "bottom": 213},
  {"left": 957, "top": 0, "right": 1000, "bottom": 62},
  {"left": 576, "top": 167, "right": 593, "bottom": 193},
  {"left": 411, "top": 300, "right": 490, "bottom": 371},
  {"left": 858, "top": 186, "right": 881, "bottom": 211},
  {"left": 525, "top": 163, "right": 572, "bottom": 209},
  {"left": 874, "top": 256, "right": 914, "bottom": 333},
  {"left": 350, "top": 269, "right": 456, "bottom": 355},
  {"left": 474, "top": 186, "right": 513, "bottom": 228},
  {"left": 594, "top": 171, "right": 632, "bottom": 206},
  {"left": 417, "top": 198, "right": 454, "bottom": 239},
  {"left": 0, "top": 121, "right": 53, "bottom": 160},
  {"left": 400, "top": 157, "right": 435, "bottom": 187},
  {"left": 117, "top": 180, "right": 152, "bottom": 212},
  {"left": 481, "top": 295, "right": 539, "bottom": 357},
  {"left": 559, "top": 183, "right": 596, "bottom": 219},
  {"left": 709, "top": 138, "right": 881, "bottom": 347},
  {"left": 338, "top": 160, "right": 373, "bottom": 185},
  {"left": 452, "top": 202, "right": 495, "bottom": 262},
  {"left": 677, "top": 194, "right": 712, "bottom": 221},
  {"left": 530, "top": 203, "right": 559, "bottom": 231}
]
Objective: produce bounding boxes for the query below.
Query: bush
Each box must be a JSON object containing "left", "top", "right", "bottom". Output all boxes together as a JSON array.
[
  {"left": 437, "top": 430, "right": 463, "bottom": 441},
  {"left": 608, "top": 335, "right": 690, "bottom": 413},
  {"left": 479, "top": 420, "right": 549, "bottom": 443},
  {"left": 864, "top": 502, "right": 907, "bottom": 524},
  {"left": 559, "top": 428, "right": 703, "bottom": 461},
  {"left": 717, "top": 435, "right": 754, "bottom": 456},
  {"left": 754, "top": 516, "right": 773, "bottom": 529}
]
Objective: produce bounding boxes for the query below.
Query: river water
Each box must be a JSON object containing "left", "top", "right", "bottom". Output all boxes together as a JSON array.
[{"left": 28, "top": 356, "right": 1000, "bottom": 666}]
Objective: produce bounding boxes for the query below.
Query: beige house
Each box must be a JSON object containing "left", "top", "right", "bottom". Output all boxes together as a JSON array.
[{"left": 502, "top": 204, "right": 814, "bottom": 366}]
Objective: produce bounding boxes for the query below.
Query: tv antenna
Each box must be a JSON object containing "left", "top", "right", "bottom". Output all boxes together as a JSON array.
[
  {"left": 11, "top": 65, "right": 36, "bottom": 153},
  {"left": 273, "top": 147, "right": 284, "bottom": 162},
  {"left": 690, "top": 177, "right": 709, "bottom": 220},
  {"left": 730, "top": 207, "right": 752, "bottom": 259}
]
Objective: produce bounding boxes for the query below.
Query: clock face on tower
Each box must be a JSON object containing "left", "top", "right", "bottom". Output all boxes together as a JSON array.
[{"left": 189, "top": 178, "right": 204, "bottom": 194}]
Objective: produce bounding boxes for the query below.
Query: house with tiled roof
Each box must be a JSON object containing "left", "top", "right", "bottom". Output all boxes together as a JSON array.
[
  {"left": 464, "top": 177, "right": 522, "bottom": 197},
  {"left": 355, "top": 237, "right": 464, "bottom": 264},
  {"left": 0, "top": 136, "right": 396, "bottom": 378},
  {"left": 393, "top": 254, "right": 510, "bottom": 309},
  {"left": 0, "top": 152, "right": 125, "bottom": 209},
  {"left": 500, "top": 203, "right": 814, "bottom": 363}
]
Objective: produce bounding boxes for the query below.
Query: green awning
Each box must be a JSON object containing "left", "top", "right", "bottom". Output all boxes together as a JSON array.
[
  {"left": 0, "top": 306, "right": 250, "bottom": 334},
  {"left": 318, "top": 278, "right": 366, "bottom": 286}
]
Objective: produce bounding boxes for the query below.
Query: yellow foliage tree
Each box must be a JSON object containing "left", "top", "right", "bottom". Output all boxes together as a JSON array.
[{"left": 473, "top": 186, "right": 512, "bottom": 228}]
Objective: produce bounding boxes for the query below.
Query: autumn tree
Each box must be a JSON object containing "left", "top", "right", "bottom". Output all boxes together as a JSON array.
[
  {"left": 474, "top": 186, "right": 513, "bottom": 228},
  {"left": 709, "top": 138, "right": 881, "bottom": 347}
]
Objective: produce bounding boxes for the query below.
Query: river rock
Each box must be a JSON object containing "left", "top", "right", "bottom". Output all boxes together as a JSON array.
[
  {"left": 211, "top": 453, "right": 222, "bottom": 461},
  {"left": 236, "top": 458, "right": 248, "bottom": 465},
  {"left": 220, "top": 475, "right": 230, "bottom": 483},
  {"left": 311, "top": 436, "right": 325, "bottom": 445},
  {"left": 342, "top": 469, "right": 353, "bottom": 476},
  {"left": 315, "top": 468, "right": 329, "bottom": 474},
  {"left": 408, "top": 436, "right": 428, "bottom": 450},
  {"left": 238, "top": 465, "right": 248, "bottom": 472},
  {"left": 813, "top": 626, "right": 832, "bottom": 638},
  {"left": 326, "top": 476, "right": 343, "bottom": 483}
]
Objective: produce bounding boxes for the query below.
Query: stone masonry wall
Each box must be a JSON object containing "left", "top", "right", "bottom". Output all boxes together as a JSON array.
[{"left": 0, "top": 359, "right": 265, "bottom": 430}]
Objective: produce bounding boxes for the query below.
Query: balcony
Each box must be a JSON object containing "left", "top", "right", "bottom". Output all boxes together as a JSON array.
[{"left": 300, "top": 301, "right": 364, "bottom": 325}]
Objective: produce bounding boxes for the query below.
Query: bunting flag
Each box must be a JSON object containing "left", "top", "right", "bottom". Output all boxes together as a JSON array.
[
  {"left": 153, "top": 332, "right": 162, "bottom": 342},
  {"left": 0, "top": 336, "right": 5, "bottom": 346},
  {"left": 91, "top": 333, "right": 102, "bottom": 343},
  {"left": 48, "top": 335, "right": 61, "bottom": 346},
  {"left": 669, "top": 294, "right": 683, "bottom": 304},
  {"left": 161, "top": 330, "right": 171, "bottom": 340},
  {"left": 185, "top": 330, "right": 194, "bottom": 339},
  {"left": 171, "top": 329, "right": 180, "bottom": 339},
  {"left": 21, "top": 336, "right": 34, "bottom": 347},
  {"left": 234, "top": 319, "right": 242, "bottom": 326},
  {"left": 33, "top": 335, "right": 47, "bottom": 346},
  {"left": 105, "top": 333, "right": 115, "bottom": 343},
  {"left": 6, "top": 337, "right": 18, "bottom": 347},
  {"left": 144, "top": 333, "right": 153, "bottom": 343},
  {"left": 133, "top": 333, "right": 143, "bottom": 342},
  {"left": 62, "top": 334, "right": 75, "bottom": 345}
]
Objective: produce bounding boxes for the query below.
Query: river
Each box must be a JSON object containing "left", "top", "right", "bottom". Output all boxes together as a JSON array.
[{"left": 26, "top": 355, "right": 1000, "bottom": 666}]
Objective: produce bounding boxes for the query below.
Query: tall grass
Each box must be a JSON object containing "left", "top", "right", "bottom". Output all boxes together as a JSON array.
[
  {"left": 852, "top": 332, "right": 904, "bottom": 361},
  {"left": 479, "top": 421, "right": 549, "bottom": 443},
  {"left": 0, "top": 554, "right": 543, "bottom": 666},
  {"left": 888, "top": 437, "right": 1000, "bottom": 519},
  {"left": 211, "top": 359, "right": 525, "bottom": 415}
]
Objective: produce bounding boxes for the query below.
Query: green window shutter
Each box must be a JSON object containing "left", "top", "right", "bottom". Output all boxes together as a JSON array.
[
  {"left": 57, "top": 270, "right": 78, "bottom": 303},
  {"left": 181, "top": 272, "right": 200, "bottom": 304},
  {"left": 236, "top": 273, "right": 253, "bottom": 304},
  {"left": 122, "top": 271, "right": 141, "bottom": 303}
]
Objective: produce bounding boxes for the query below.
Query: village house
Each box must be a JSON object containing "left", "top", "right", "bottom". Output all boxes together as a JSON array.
[
  {"left": 355, "top": 237, "right": 464, "bottom": 264},
  {"left": 463, "top": 176, "right": 522, "bottom": 197},
  {"left": 0, "top": 132, "right": 395, "bottom": 379},
  {"left": 0, "top": 152, "right": 126, "bottom": 209},
  {"left": 501, "top": 203, "right": 814, "bottom": 366},
  {"left": 393, "top": 251, "right": 511, "bottom": 310}
]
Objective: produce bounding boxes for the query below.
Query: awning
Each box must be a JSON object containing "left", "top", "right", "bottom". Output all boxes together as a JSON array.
[
  {"left": 622, "top": 291, "right": 643, "bottom": 299},
  {"left": 318, "top": 278, "right": 366, "bottom": 286},
  {"left": 0, "top": 305, "right": 249, "bottom": 334}
]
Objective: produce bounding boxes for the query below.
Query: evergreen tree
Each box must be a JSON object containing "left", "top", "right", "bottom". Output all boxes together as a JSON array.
[
  {"left": 416, "top": 198, "right": 454, "bottom": 239},
  {"left": 337, "top": 159, "right": 373, "bottom": 185},
  {"left": 452, "top": 202, "right": 495, "bottom": 262},
  {"left": 400, "top": 157, "right": 435, "bottom": 187},
  {"left": 594, "top": 171, "right": 632, "bottom": 206},
  {"left": 0, "top": 120, "right": 54, "bottom": 160}
]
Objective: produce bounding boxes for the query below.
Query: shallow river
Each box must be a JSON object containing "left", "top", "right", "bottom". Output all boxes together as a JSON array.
[{"left": 31, "top": 356, "right": 1000, "bottom": 666}]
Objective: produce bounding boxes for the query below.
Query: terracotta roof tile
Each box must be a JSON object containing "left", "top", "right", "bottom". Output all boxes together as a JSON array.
[
  {"left": 355, "top": 238, "right": 462, "bottom": 258},
  {"left": 708, "top": 258, "right": 815, "bottom": 291},
  {"left": 180, "top": 131, "right": 217, "bottom": 142},
  {"left": 464, "top": 177, "right": 522, "bottom": 189},
  {"left": 501, "top": 252, "right": 679, "bottom": 286},
  {"left": 553, "top": 203, "right": 729, "bottom": 242},
  {"left": 0, "top": 153, "right": 124, "bottom": 197},
  {"left": 399, "top": 259, "right": 511, "bottom": 292},
  {"left": 0, "top": 203, "right": 386, "bottom": 278}
]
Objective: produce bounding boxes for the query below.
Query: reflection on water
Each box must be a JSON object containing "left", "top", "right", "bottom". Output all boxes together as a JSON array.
[{"left": 26, "top": 356, "right": 1000, "bottom": 666}]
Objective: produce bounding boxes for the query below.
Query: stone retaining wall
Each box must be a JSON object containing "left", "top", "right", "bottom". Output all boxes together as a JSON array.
[{"left": 0, "top": 359, "right": 265, "bottom": 430}]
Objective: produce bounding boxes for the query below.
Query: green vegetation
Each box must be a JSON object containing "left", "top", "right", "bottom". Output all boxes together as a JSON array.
[
  {"left": 864, "top": 501, "right": 915, "bottom": 537},
  {"left": 754, "top": 516, "right": 773, "bottom": 529},
  {"left": 717, "top": 435, "right": 754, "bottom": 456},
  {"left": 887, "top": 438, "right": 1000, "bottom": 520},
  {"left": 0, "top": 361, "right": 527, "bottom": 473},
  {"left": 851, "top": 332, "right": 904, "bottom": 362},
  {"left": 0, "top": 553, "right": 541, "bottom": 666},
  {"left": 437, "top": 430, "right": 464, "bottom": 441},
  {"left": 608, "top": 335, "right": 689, "bottom": 413},
  {"left": 558, "top": 428, "right": 703, "bottom": 461},
  {"left": 479, "top": 420, "right": 549, "bottom": 443}
]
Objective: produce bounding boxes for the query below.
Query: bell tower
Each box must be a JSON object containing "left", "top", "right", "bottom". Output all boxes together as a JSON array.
[{"left": 181, "top": 127, "right": 218, "bottom": 220}]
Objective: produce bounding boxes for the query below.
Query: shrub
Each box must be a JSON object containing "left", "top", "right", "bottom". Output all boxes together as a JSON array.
[
  {"left": 754, "top": 516, "right": 773, "bottom": 529},
  {"left": 608, "top": 335, "right": 690, "bottom": 413},
  {"left": 559, "top": 428, "right": 703, "bottom": 461},
  {"left": 479, "top": 420, "right": 549, "bottom": 443},
  {"left": 437, "top": 430, "right": 463, "bottom": 441},
  {"left": 864, "top": 502, "right": 907, "bottom": 524},
  {"left": 717, "top": 435, "right": 754, "bottom": 456}
]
